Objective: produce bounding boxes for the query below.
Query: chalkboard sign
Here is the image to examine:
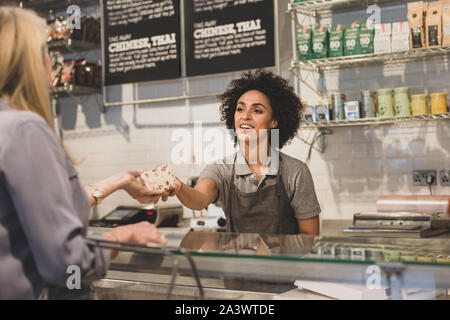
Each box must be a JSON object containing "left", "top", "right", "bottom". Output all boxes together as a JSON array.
[
  {"left": 102, "top": 0, "right": 181, "bottom": 85},
  {"left": 184, "top": 0, "right": 275, "bottom": 77}
]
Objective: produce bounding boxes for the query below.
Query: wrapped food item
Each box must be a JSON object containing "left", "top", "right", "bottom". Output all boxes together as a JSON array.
[
  {"left": 60, "top": 60, "right": 75, "bottom": 86},
  {"left": 54, "top": 16, "right": 71, "bottom": 40},
  {"left": 140, "top": 165, "right": 176, "bottom": 191}
]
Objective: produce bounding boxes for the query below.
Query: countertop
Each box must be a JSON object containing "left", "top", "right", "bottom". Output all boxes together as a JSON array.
[{"left": 320, "top": 219, "right": 450, "bottom": 239}]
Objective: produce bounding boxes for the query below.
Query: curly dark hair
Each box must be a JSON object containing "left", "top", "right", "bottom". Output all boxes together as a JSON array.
[{"left": 218, "top": 70, "right": 302, "bottom": 148}]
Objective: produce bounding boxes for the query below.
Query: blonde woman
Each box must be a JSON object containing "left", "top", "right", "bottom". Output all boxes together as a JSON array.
[{"left": 0, "top": 6, "right": 167, "bottom": 299}]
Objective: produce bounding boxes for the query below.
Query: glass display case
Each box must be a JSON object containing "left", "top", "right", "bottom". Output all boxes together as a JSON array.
[{"left": 86, "top": 228, "right": 450, "bottom": 300}]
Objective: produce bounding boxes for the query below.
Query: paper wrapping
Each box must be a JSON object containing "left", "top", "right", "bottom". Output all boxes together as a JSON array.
[{"left": 140, "top": 165, "right": 176, "bottom": 191}]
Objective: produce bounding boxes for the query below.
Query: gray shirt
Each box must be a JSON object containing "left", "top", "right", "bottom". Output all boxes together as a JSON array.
[
  {"left": 0, "top": 99, "right": 109, "bottom": 299},
  {"left": 199, "top": 150, "right": 321, "bottom": 220}
]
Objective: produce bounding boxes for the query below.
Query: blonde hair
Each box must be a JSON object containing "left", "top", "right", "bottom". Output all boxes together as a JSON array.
[{"left": 0, "top": 6, "right": 54, "bottom": 132}]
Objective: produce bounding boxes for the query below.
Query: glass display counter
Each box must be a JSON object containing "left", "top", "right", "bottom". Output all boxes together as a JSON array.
[{"left": 87, "top": 228, "right": 450, "bottom": 300}]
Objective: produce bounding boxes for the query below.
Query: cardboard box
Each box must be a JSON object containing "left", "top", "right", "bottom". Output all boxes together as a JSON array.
[
  {"left": 315, "top": 102, "right": 331, "bottom": 122},
  {"left": 344, "top": 101, "right": 361, "bottom": 120},
  {"left": 303, "top": 105, "right": 316, "bottom": 122}
]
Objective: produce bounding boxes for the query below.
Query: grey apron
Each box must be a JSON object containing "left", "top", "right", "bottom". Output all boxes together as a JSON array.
[{"left": 225, "top": 155, "right": 299, "bottom": 235}]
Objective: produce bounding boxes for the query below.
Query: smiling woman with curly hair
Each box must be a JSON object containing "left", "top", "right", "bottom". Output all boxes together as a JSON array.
[
  {"left": 219, "top": 70, "right": 302, "bottom": 148},
  {"left": 169, "top": 70, "right": 321, "bottom": 236}
]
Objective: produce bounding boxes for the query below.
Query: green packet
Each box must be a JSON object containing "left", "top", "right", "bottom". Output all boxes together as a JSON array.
[
  {"left": 296, "top": 24, "right": 313, "bottom": 60},
  {"left": 344, "top": 21, "right": 361, "bottom": 56},
  {"left": 312, "top": 24, "right": 329, "bottom": 59},
  {"left": 359, "top": 19, "right": 375, "bottom": 54},
  {"left": 329, "top": 24, "right": 344, "bottom": 57}
]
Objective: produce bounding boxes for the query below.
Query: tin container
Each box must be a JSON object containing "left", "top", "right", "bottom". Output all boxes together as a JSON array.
[
  {"left": 394, "top": 87, "right": 411, "bottom": 116},
  {"left": 361, "top": 90, "right": 376, "bottom": 118},
  {"left": 331, "top": 92, "right": 345, "bottom": 120},
  {"left": 430, "top": 92, "right": 448, "bottom": 114},
  {"left": 377, "top": 88, "right": 394, "bottom": 117},
  {"left": 411, "top": 94, "right": 428, "bottom": 116}
]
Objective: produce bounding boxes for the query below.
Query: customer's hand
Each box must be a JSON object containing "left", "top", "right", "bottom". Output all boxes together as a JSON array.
[
  {"left": 121, "top": 170, "right": 165, "bottom": 204},
  {"left": 103, "top": 222, "right": 168, "bottom": 259},
  {"left": 107, "top": 221, "right": 168, "bottom": 245}
]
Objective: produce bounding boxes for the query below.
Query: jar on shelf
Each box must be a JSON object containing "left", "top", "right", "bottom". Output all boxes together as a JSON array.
[
  {"left": 330, "top": 92, "right": 345, "bottom": 120},
  {"left": 377, "top": 88, "right": 394, "bottom": 117},
  {"left": 361, "top": 90, "right": 376, "bottom": 118},
  {"left": 430, "top": 92, "right": 448, "bottom": 114},
  {"left": 394, "top": 87, "right": 411, "bottom": 116},
  {"left": 411, "top": 94, "right": 428, "bottom": 116}
]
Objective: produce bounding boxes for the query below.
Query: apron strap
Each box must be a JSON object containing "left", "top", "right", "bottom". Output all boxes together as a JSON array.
[{"left": 225, "top": 153, "right": 237, "bottom": 232}]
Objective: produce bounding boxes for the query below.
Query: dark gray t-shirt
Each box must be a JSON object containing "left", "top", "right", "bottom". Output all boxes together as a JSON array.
[
  {"left": 199, "top": 150, "right": 321, "bottom": 220},
  {"left": 0, "top": 99, "right": 109, "bottom": 299}
]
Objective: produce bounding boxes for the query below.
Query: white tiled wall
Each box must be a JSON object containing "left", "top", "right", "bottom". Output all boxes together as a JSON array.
[{"left": 60, "top": 0, "right": 450, "bottom": 220}]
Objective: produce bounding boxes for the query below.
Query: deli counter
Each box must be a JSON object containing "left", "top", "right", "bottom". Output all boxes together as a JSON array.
[{"left": 86, "top": 226, "right": 450, "bottom": 300}]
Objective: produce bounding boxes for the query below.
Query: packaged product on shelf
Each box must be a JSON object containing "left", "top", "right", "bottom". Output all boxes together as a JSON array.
[
  {"left": 344, "top": 101, "right": 361, "bottom": 120},
  {"left": 430, "top": 92, "right": 448, "bottom": 114},
  {"left": 361, "top": 90, "right": 376, "bottom": 118},
  {"left": 359, "top": 19, "right": 375, "bottom": 54},
  {"left": 312, "top": 25, "right": 329, "bottom": 59},
  {"left": 377, "top": 88, "right": 395, "bottom": 117},
  {"left": 55, "top": 16, "right": 71, "bottom": 40},
  {"left": 315, "top": 101, "right": 331, "bottom": 122},
  {"left": 331, "top": 92, "right": 345, "bottom": 120},
  {"left": 408, "top": 1, "right": 426, "bottom": 49},
  {"left": 51, "top": 64, "right": 63, "bottom": 88},
  {"left": 374, "top": 23, "right": 392, "bottom": 53},
  {"left": 60, "top": 60, "right": 75, "bottom": 86},
  {"left": 329, "top": 24, "right": 345, "bottom": 57},
  {"left": 303, "top": 105, "right": 316, "bottom": 122},
  {"left": 297, "top": 25, "right": 313, "bottom": 61},
  {"left": 442, "top": 0, "right": 450, "bottom": 46},
  {"left": 394, "top": 87, "right": 412, "bottom": 116},
  {"left": 411, "top": 94, "right": 428, "bottom": 115},
  {"left": 344, "top": 21, "right": 361, "bottom": 56},
  {"left": 391, "top": 22, "right": 410, "bottom": 52},
  {"left": 50, "top": 52, "right": 64, "bottom": 88},
  {"left": 71, "top": 16, "right": 101, "bottom": 43},
  {"left": 47, "top": 10, "right": 57, "bottom": 42},
  {"left": 426, "top": 0, "right": 443, "bottom": 48}
]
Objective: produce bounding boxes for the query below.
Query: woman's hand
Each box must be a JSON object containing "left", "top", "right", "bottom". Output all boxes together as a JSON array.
[
  {"left": 160, "top": 177, "right": 183, "bottom": 202},
  {"left": 87, "top": 170, "right": 166, "bottom": 206},
  {"left": 121, "top": 170, "right": 166, "bottom": 204}
]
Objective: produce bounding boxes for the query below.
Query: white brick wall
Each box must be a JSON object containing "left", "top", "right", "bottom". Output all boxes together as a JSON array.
[{"left": 60, "top": 0, "right": 450, "bottom": 220}]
